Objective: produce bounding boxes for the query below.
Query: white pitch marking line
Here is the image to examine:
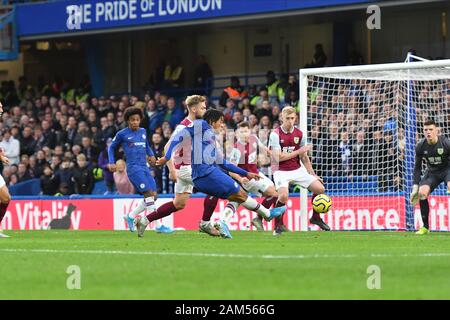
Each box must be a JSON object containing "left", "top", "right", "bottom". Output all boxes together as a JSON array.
[{"left": 1, "top": 248, "right": 450, "bottom": 259}]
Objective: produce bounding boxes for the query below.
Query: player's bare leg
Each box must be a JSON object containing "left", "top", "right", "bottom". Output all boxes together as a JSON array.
[
  {"left": 416, "top": 185, "right": 431, "bottom": 234},
  {"left": 0, "top": 185, "right": 11, "bottom": 238},
  {"left": 252, "top": 186, "right": 279, "bottom": 232},
  {"left": 308, "top": 180, "right": 330, "bottom": 231},
  {"left": 215, "top": 188, "right": 286, "bottom": 238}
]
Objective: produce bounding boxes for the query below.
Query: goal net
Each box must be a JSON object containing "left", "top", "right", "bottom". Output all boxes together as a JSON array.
[{"left": 299, "top": 58, "right": 450, "bottom": 232}]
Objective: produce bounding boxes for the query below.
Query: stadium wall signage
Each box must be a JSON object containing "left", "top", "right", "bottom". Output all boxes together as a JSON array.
[
  {"left": 2, "top": 196, "right": 449, "bottom": 232},
  {"left": 15, "top": 0, "right": 373, "bottom": 38}
]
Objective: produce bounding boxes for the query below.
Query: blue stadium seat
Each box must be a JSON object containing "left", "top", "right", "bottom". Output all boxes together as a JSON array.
[
  {"left": 10, "top": 179, "right": 41, "bottom": 196},
  {"left": 92, "top": 180, "right": 107, "bottom": 195}
]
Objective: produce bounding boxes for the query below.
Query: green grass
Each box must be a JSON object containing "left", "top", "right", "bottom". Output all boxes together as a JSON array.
[{"left": 1, "top": 230, "right": 450, "bottom": 299}]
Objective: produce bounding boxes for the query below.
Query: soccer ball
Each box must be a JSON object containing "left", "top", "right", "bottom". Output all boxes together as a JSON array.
[{"left": 312, "top": 194, "right": 332, "bottom": 214}]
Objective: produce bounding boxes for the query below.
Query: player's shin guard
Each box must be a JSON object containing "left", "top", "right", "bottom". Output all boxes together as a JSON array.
[
  {"left": 144, "top": 196, "right": 161, "bottom": 228},
  {"left": 274, "top": 200, "right": 286, "bottom": 228},
  {"left": 242, "top": 197, "right": 270, "bottom": 219},
  {"left": 144, "top": 196, "right": 156, "bottom": 211},
  {"left": 262, "top": 196, "right": 277, "bottom": 209},
  {"left": 129, "top": 200, "right": 146, "bottom": 219},
  {"left": 311, "top": 193, "right": 321, "bottom": 219},
  {"left": 147, "top": 201, "right": 177, "bottom": 222},
  {"left": 419, "top": 199, "right": 430, "bottom": 229},
  {"left": 253, "top": 197, "right": 275, "bottom": 222},
  {"left": 220, "top": 202, "right": 237, "bottom": 223},
  {"left": 202, "top": 196, "right": 219, "bottom": 222}
]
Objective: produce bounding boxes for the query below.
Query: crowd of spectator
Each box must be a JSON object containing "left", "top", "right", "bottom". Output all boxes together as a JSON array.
[{"left": 0, "top": 68, "right": 302, "bottom": 195}]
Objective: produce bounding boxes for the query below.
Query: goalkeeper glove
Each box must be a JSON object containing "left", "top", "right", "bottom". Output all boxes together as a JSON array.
[{"left": 410, "top": 184, "right": 419, "bottom": 205}]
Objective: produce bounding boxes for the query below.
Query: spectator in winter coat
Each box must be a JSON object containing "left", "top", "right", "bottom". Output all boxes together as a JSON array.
[
  {"left": 40, "top": 165, "right": 59, "bottom": 195},
  {"left": 54, "top": 158, "right": 74, "bottom": 194},
  {"left": 72, "top": 153, "right": 94, "bottom": 194}
]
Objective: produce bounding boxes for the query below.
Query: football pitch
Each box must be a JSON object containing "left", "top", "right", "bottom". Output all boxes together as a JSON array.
[{"left": 1, "top": 230, "right": 450, "bottom": 300}]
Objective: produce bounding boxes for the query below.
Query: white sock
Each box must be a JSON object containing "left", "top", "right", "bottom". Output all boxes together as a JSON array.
[
  {"left": 230, "top": 201, "right": 240, "bottom": 210},
  {"left": 143, "top": 196, "right": 162, "bottom": 228},
  {"left": 144, "top": 196, "right": 156, "bottom": 212},
  {"left": 241, "top": 197, "right": 270, "bottom": 218},
  {"left": 220, "top": 202, "right": 237, "bottom": 223},
  {"left": 128, "top": 200, "right": 146, "bottom": 218}
]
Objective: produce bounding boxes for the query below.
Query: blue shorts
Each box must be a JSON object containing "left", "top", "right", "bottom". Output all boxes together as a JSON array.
[
  {"left": 127, "top": 166, "right": 156, "bottom": 194},
  {"left": 194, "top": 167, "right": 241, "bottom": 199}
]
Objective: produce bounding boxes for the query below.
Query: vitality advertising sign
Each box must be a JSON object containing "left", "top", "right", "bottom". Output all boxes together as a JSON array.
[{"left": 11, "top": 195, "right": 450, "bottom": 232}]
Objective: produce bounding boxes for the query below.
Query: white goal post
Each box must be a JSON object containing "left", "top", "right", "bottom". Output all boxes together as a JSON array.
[{"left": 299, "top": 58, "right": 450, "bottom": 231}]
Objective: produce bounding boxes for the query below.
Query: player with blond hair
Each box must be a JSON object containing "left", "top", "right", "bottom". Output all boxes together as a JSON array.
[{"left": 268, "top": 106, "right": 330, "bottom": 235}]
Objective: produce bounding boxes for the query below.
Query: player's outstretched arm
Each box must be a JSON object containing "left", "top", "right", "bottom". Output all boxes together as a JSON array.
[
  {"left": 229, "top": 172, "right": 249, "bottom": 184},
  {"left": 218, "top": 155, "right": 257, "bottom": 179}
]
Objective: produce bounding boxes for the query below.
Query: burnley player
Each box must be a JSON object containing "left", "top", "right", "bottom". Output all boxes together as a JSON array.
[
  {"left": 269, "top": 106, "right": 330, "bottom": 234},
  {"left": 108, "top": 107, "right": 172, "bottom": 234},
  {"left": 143, "top": 95, "right": 219, "bottom": 237},
  {"left": 228, "top": 122, "right": 279, "bottom": 231},
  {"left": 151, "top": 109, "right": 287, "bottom": 239},
  {"left": 410, "top": 119, "right": 450, "bottom": 235},
  {"left": 0, "top": 148, "right": 11, "bottom": 238},
  {"left": 0, "top": 102, "right": 12, "bottom": 238}
]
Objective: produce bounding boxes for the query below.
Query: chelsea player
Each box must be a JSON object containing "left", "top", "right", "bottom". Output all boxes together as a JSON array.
[
  {"left": 108, "top": 107, "right": 172, "bottom": 234},
  {"left": 139, "top": 109, "right": 286, "bottom": 239}
]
